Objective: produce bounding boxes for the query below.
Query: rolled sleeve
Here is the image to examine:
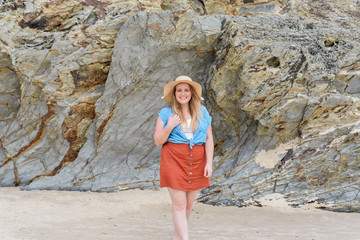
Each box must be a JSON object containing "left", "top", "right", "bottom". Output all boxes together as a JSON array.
[
  {"left": 159, "top": 107, "right": 171, "bottom": 126},
  {"left": 201, "top": 105, "right": 212, "bottom": 130}
]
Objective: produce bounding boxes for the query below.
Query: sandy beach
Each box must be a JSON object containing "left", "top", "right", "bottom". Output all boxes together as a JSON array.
[{"left": 0, "top": 187, "right": 359, "bottom": 240}]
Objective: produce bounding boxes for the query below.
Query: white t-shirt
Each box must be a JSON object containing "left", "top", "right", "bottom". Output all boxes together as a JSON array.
[{"left": 182, "top": 118, "right": 194, "bottom": 140}]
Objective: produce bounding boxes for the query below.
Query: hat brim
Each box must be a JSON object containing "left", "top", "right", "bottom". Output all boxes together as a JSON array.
[{"left": 162, "top": 79, "right": 202, "bottom": 104}]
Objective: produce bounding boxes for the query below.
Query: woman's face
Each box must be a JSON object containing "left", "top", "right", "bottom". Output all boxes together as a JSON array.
[{"left": 175, "top": 83, "right": 192, "bottom": 105}]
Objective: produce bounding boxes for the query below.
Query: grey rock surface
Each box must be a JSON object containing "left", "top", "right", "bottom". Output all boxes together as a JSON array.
[{"left": 0, "top": 0, "right": 359, "bottom": 212}]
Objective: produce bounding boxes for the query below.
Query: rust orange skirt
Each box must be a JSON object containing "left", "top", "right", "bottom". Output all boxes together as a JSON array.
[{"left": 160, "top": 142, "right": 210, "bottom": 191}]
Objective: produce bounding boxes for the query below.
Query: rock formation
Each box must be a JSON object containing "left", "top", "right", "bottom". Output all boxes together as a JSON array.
[{"left": 0, "top": 0, "right": 359, "bottom": 212}]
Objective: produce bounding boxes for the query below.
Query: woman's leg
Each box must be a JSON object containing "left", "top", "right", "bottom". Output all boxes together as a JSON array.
[
  {"left": 168, "top": 188, "right": 198, "bottom": 240},
  {"left": 185, "top": 190, "right": 198, "bottom": 220},
  {"left": 168, "top": 188, "right": 188, "bottom": 240}
]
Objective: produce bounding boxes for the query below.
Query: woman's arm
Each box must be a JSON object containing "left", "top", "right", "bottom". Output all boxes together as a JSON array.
[
  {"left": 204, "top": 124, "right": 214, "bottom": 178},
  {"left": 153, "top": 115, "right": 181, "bottom": 146}
]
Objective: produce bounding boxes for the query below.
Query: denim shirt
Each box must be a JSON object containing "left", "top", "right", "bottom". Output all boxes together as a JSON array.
[{"left": 158, "top": 105, "right": 212, "bottom": 149}]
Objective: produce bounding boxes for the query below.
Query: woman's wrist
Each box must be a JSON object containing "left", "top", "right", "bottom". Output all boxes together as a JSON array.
[{"left": 164, "top": 124, "right": 175, "bottom": 132}]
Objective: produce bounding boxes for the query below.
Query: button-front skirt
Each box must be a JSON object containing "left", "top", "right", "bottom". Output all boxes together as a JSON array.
[{"left": 160, "top": 142, "right": 210, "bottom": 191}]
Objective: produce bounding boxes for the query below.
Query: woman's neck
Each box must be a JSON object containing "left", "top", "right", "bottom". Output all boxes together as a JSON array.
[
  {"left": 180, "top": 103, "right": 189, "bottom": 112},
  {"left": 180, "top": 104, "right": 191, "bottom": 119}
]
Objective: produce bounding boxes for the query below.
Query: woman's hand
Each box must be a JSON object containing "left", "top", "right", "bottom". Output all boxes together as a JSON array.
[
  {"left": 154, "top": 115, "right": 181, "bottom": 146},
  {"left": 167, "top": 114, "right": 181, "bottom": 129},
  {"left": 204, "top": 163, "right": 213, "bottom": 178}
]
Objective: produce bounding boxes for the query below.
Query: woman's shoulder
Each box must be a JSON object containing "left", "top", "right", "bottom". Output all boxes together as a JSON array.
[
  {"left": 200, "top": 104, "right": 211, "bottom": 122},
  {"left": 160, "top": 106, "right": 172, "bottom": 114},
  {"left": 200, "top": 104, "right": 209, "bottom": 113},
  {"left": 159, "top": 106, "right": 173, "bottom": 121}
]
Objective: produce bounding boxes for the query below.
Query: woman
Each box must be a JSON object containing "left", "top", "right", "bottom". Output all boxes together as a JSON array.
[{"left": 154, "top": 75, "right": 214, "bottom": 240}]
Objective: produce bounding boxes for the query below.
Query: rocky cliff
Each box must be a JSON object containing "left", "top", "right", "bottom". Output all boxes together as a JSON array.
[{"left": 0, "top": 0, "right": 359, "bottom": 212}]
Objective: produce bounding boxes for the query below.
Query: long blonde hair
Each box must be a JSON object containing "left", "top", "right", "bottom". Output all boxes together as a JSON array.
[{"left": 171, "top": 84, "right": 202, "bottom": 132}]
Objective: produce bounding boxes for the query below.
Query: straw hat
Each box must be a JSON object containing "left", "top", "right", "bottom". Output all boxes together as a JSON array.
[{"left": 161, "top": 76, "right": 203, "bottom": 104}]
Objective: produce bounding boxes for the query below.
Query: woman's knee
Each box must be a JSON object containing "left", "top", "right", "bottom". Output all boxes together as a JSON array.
[
  {"left": 172, "top": 198, "right": 187, "bottom": 211},
  {"left": 186, "top": 198, "right": 195, "bottom": 207},
  {"left": 185, "top": 191, "right": 198, "bottom": 210}
]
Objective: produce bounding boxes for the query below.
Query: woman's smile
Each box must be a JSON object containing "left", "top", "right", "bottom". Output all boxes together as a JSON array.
[{"left": 175, "top": 83, "right": 191, "bottom": 105}]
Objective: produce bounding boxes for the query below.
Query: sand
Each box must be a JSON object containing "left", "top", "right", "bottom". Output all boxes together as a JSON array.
[{"left": 0, "top": 187, "right": 359, "bottom": 240}]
